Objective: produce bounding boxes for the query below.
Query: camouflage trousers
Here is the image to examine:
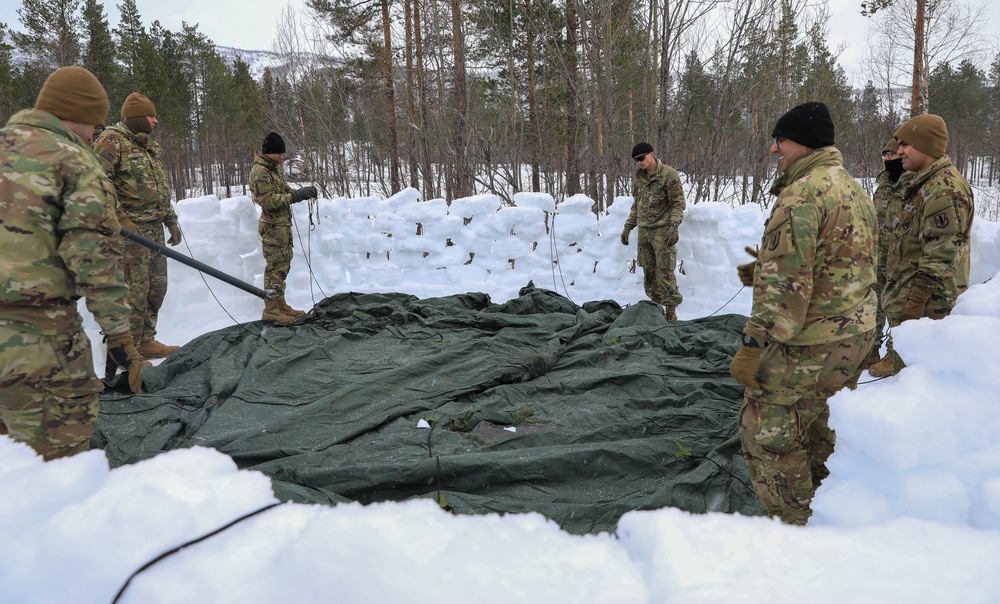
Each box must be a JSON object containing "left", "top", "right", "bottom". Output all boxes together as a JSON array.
[
  {"left": 123, "top": 220, "right": 168, "bottom": 344},
  {"left": 260, "top": 221, "right": 294, "bottom": 297},
  {"left": 873, "top": 251, "right": 887, "bottom": 346},
  {"left": 739, "top": 329, "right": 875, "bottom": 525},
  {"left": 636, "top": 226, "right": 682, "bottom": 307},
  {"left": 0, "top": 321, "right": 102, "bottom": 460}
]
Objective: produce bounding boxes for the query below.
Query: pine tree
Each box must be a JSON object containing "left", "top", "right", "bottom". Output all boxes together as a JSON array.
[
  {"left": 11, "top": 0, "right": 81, "bottom": 68},
  {"left": 114, "top": 0, "right": 146, "bottom": 91},
  {"left": 0, "top": 23, "right": 18, "bottom": 122},
  {"left": 80, "top": 0, "right": 117, "bottom": 105}
]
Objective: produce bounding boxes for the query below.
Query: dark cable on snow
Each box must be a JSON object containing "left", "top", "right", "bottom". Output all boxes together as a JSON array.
[
  {"left": 167, "top": 225, "right": 275, "bottom": 341},
  {"left": 110, "top": 502, "right": 281, "bottom": 604},
  {"left": 292, "top": 201, "right": 329, "bottom": 307},
  {"left": 706, "top": 285, "right": 746, "bottom": 317},
  {"left": 547, "top": 210, "right": 575, "bottom": 305}
]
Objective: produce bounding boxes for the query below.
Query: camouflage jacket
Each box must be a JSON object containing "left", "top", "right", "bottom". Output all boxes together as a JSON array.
[
  {"left": 873, "top": 169, "right": 914, "bottom": 269},
  {"left": 625, "top": 160, "right": 685, "bottom": 230},
  {"left": 249, "top": 154, "right": 294, "bottom": 227},
  {"left": 0, "top": 109, "right": 131, "bottom": 336},
  {"left": 744, "top": 147, "right": 877, "bottom": 346},
  {"left": 883, "top": 155, "right": 973, "bottom": 312},
  {"left": 93, "top": 121, "right": 176, "bottom": 226}
]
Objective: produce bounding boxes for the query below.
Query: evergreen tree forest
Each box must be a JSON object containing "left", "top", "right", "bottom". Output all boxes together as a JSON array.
[{"left": 2, "top": 0, "right": 998, "bottom": 214}]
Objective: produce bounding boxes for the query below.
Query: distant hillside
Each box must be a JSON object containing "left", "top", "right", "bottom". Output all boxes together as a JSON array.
[{"left": 215, "top": 46, "right": 283, "bottom": 80}]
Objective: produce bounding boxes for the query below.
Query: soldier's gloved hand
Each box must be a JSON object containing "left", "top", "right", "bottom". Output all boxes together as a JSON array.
[
  {"left": 729, "top": 343, "right": 763, "bottom": 389},
  {"left": 119, "top": 216, "right": 139, "bottom": 233},
  {"left": 620, "top": 227, "right": 633, "bottom": 246},
  {"left": 665, "top": 224, "right": 679, "bottom": 246},
  {"left": 166, "top": 223, "right": 182, "bottom": 246},
  {"left": 901, "top": 279, "right": 935, "bottom": 321},
  {"left": 290, "top": 186, "right": 318, "bottom": 203},
  {"left": 737, "top": 246, "right": 759, "bottom": 287},
  {"left": 106, "top": 332, "right": 144, "bottom": 394}
]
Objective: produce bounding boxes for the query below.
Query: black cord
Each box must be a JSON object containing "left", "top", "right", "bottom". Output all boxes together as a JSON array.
[
  {"left": 176, "top": 225, "right": 273, "bottom": 343},
  {"left": 706, "top": 285, "right": 747, "bottom": 317},
  {"left": 291, "top": 202, "right": 329, "bottom": 306},
  {"left": 547, "top": 211, "right": 575, "bottom": 305},
  {"left": 111, "top": 502, "right": 281, "bottom": 604}
]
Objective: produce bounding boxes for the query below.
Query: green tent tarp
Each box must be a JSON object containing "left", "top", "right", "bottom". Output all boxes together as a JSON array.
[{"left": 95, "top": 283, "right": 765, "bottom": 534}]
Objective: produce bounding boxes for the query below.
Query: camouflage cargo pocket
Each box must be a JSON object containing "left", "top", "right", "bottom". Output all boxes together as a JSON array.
[
  {"left": 756, "top": 343, "right": 830, "bottom": 405},
  {"left": 40, "top": 381, "right": 101, "bottom": 450},
  {"left": 740, "top": 399, "right": 802, "bottom": 454}
]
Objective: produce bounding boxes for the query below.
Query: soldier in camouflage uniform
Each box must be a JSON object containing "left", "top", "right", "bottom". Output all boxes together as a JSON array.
[
  {"left": 866, "top": 139, "right": 913, "bottom": 368},
  {"left": 93, "top": 92, "right": 181, "bottom": 359},
  {"left": 249, "top": 132, "right": 317, "bottom": 324},
  {"left": 620, "top": 142, "right": 685, "bottom": 320},
  {"left": 0, "top": 67, "right": 144, "bottom": 460},
  {"left": 729, "top": 102, "right": 878, "bottom": 525},
  {"left": 869, "top": 114, "right": 974, "bottom": 378}
]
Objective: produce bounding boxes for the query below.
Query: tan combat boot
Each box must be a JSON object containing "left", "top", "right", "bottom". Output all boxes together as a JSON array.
[
  {"left": 664, "top": 306, "right": 677, "bottom": 321},
  {"left": 868, "top": 349, "right": 903, "bottom": 377},
  {"left": 137, "top": 340, "right": 180, "bottom": 359},
  {"left": 864, "top": 344, "right": 882, "bottom": 368},
  {"left": 262, "top": 299, "right": 295, "bottom": 324},
  {"left": 278, "top": 296, "right": 306, "bottom": 319}
]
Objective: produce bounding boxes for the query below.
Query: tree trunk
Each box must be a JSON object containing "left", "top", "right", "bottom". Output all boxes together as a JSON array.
[
  {"left": 404, "top": 0, "right": 419, "bottom": 191},
  {"left": 450, "top": 0, "right": 470, "bottom": 198},
  {"left": 380, "top": 0, "right": 401, "bottom": 192},
  {"left": 911, "top": 0, "right": 925, "bottom": 116},
  {"left": 526, "top": 0, "right": 541, "bottom": 193},
  {"left": 565, "top": 0, "right": 580, "bottom": 196},
  {"left": 414, "top": 0, "right": 434, "bottom": 199}
]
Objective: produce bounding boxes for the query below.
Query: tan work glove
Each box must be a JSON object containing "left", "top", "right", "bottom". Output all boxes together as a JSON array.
[
  {"left": 665, "top": 224, "right": 679, "bottom": 246},
  {"left": 119, "top": 216, "right": 139, "bottom": 233},
  {"left": 106, "top": 332, "right": 144, "bottom": 393},
  {"left": 729, "top": 343, "right": 763, "bottom": 389},
  {"left": 901, "top": 286, "right": 934, "bottom": 322},
  {"left": 166, "top": 223, "right": 182, "bottom": 246},
  {"left": 620, "top": 226, "right": 633, "bottom": 246},
  {"left": 736, "top": 246, "right": 758, "bottom": 287}
]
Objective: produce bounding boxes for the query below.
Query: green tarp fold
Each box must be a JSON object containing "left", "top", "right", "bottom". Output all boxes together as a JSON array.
[{"left": 95, "top": 283, "right": 765, "bottom": 534}]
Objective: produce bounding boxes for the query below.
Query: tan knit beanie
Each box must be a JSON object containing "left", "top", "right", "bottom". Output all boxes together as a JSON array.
[
  {"left": 883, "top": 138, "right": 899, "bottom": 153},
  {"left": 34, "top": 66, "right": 109, "bottom": 126},
  {"left": 121, "top": 92, "right": 157, "bottom": 118},
  {"left": 894, "top": 114, "right": 948, "bottom": 158}
]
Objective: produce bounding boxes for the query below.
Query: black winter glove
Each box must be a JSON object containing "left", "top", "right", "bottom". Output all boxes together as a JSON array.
[{"left": 290, "top": 186, "right": 318, "bottom": 203}]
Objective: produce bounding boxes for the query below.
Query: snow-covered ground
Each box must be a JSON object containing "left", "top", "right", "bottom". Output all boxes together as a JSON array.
[{"left": 3, "top": 189, "right": 1000, "bottom": 603}]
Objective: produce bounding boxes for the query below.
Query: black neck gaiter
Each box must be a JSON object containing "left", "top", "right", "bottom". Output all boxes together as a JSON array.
[
  {"left": 884, "top": 158, "right": 904, "bottom": 183},
  {"left": 124, "top": 116, "right": 153, "bottom": 135}
]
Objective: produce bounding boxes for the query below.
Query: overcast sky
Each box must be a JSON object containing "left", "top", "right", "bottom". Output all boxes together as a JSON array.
[{"left": 1, "top": 0, "right": 997, "bottom": 84}]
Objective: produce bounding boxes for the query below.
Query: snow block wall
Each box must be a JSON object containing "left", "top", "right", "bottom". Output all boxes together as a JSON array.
[{"left": 176, "top": 187, "right": 670, "bottom": 307}]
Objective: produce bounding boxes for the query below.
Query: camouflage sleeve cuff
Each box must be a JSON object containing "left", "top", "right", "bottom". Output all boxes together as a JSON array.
[
  {"left": 101, "top": 323, "right": 132, "bottom": 338},
  {"left": 912, "top": 273, "right": 939, "bottom": 292},
  {"left": 742, "top": 323, "right": 769, "bottom": 346}
]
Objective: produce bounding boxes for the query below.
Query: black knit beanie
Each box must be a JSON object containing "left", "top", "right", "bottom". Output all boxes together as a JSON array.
[
  {"left": 771, "top": 102, "right": 835, "bottom": 149},
  {"left": 631, "top": 142, "right": 653, "bottom": 160},
  {"left": 262, "top": 131, "right": 286, "bottom": 154}
]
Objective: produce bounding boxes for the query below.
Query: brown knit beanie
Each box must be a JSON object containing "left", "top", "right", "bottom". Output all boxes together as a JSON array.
[
  {"left": 894, "top": 114, "right": 948, "bottom": 158},
  {"left": 121, "top": 92, "right": 157, "bottom": 118},
  {"left": 883, "top": 138, "right": 899, "bottom": 153},
  {"left": 34, "top": 66, "right": 109, "bottom": 126}
]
